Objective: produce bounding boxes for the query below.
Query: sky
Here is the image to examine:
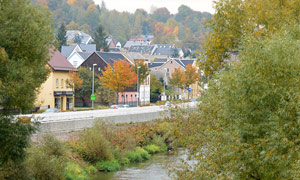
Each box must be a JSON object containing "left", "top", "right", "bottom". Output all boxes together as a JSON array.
[{"left": 93, "top": 0, "right": 215, "bottom": 14}]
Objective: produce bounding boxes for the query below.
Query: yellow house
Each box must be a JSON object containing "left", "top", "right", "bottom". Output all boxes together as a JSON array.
[{"left": 36, "top": 49, "right": 78, "bottom": 111}]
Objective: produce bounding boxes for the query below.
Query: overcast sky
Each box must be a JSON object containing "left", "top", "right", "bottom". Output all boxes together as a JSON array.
[{"left": 93, "top": 0, "right": 215, "bottom": 14}]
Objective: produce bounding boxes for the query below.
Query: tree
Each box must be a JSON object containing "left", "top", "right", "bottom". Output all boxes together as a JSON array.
[
  {"left": 0, "top": 0, "right": 54, "bottom": 166},
  {"left": 150, "top": 74, "right": 163, "bottom": 103},
  {"left": 133, "top": 61, "right": 149, "bottom": 104},
  {"left": 73, "top": 34, "right": 82, "bottom": 44},
  {"left": 93, "top": 24, "right": 109, "bottom": 52},
  {"left": 200, "top": 0, "right": 300, "bottom": 76},
  {"left": 56, "top": 23, "right": 67, "bottom": 51},
  {"left": 99, "top": 60, "right": 137, "bottom": 104},
  {"left": 75, "top": 67, "right": 100, "bottom": 106},
  {"left": 67, "top": 71, "right": 83, "bottom": 89},
  {"left": 174, "top": 25, "right": 300, "bottom": 179},
  {"left": 133, "top": 62, "right": 149, "bottom": 87},
  {"left": 168, "top": 67, "right": 185, "bottom": 95},
  {"left": 171, "top": 48, "right": 179, "bottom": 58},
  {"left": 151, "top": 7, "right": 170, "bottom": 23},
  {"left": 182, "top": 64, "right": 200, "bottom": 99}
]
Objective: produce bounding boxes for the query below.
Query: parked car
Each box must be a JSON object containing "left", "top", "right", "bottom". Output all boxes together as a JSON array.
[
  {"left": 119, "top": 104, "right": 130, "bottom": 108},
  {"left": 110, "top": 105, "right": 120, "bottom": 109},
  {"left": 43, "top": 108, "right": 59, "bottom": 113}
]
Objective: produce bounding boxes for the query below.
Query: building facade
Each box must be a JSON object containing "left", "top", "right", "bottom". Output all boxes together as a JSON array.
[{"left": 36, "top": 49, "right": 78, "bottom": 111}]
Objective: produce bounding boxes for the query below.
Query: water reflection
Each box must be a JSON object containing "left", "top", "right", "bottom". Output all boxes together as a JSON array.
[{"left": 93, "top": 152, "right": 182, "bottom": 180}]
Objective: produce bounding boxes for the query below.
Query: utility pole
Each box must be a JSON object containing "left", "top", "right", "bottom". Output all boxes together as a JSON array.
[
  {"left": 137, "top": 66, "right": 140, "bottom": 106},
  {"left": 92, "top": 64, "right": 97, "bottom": 109}
]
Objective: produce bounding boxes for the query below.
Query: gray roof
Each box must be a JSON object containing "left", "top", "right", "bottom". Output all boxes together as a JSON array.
[
  {"left": 152, "top": 44, "right": 176, "bottom": 56},
  {"left": 148, "top": 62, "right": 164, "bottom": 69},
  {"left": 175, "top": 59, "right": 185, "bottom": 67},
  {"left": 129, "top": 45, "right": 155, "bottom": 53},
  {"left": 124, "top": 41, "right": 149, "bottom": 49},
  {"left": 153, "top": 58, "right": 167, "bottom": 63},
  {"left": 181, "top": 60, "right": 194, "bottom": 67},
  {"left": 61, "top": 45, "right": 76, "bottom": 58},
  {"left": 95, "top": 52, "right": 127, "bottom": 66},
  {"left": 78, "top": 52, "right": 92, "bottom": 60},
  {"left": 66, "top": 30, "right": 93, "bottom": 44},
  {"left": 61, "top": 44, "right": 96, "bottom": 58},
  {"left": 79, "top": 44, "right": 96, "bottom": 52}
]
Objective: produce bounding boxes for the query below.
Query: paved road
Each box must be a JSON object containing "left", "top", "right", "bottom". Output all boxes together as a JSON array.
[{"left": 26, "top": 102, "right": 197, "bottom": 133}]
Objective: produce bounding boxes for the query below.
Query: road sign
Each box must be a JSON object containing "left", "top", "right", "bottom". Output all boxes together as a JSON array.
[
  {"left": 188, "top": 88, "right": 192, "bottom": 92},
  {"left": 90, "top": 94, "right": 95, "bottom": 101}
]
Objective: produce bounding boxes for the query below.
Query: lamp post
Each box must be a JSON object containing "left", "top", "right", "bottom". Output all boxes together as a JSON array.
[
  {"left": 163, "top": 68, "right": 167, "bottom": 101},
  {"left": 137, "top": 66, "right": 140, "bottom": 107},
  {"left": 92, "top": 63, "right": 97, "bottom": 109}
]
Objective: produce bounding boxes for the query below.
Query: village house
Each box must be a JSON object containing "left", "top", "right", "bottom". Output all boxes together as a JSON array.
[
  {"left": 35, "top": 48, "right": 77, "bottom": 111},
  {"left": 78, "top": 51, "right": 150, "bottom": 106}
]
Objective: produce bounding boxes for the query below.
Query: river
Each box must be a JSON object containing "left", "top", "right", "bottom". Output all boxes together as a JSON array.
[{"left": 93, "top": 151, "right": 185, "bottom": 180}]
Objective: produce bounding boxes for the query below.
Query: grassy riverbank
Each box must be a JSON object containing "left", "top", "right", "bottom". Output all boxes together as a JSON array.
[{"left": 0, "top": 118, "right": 178, "bottom": 179}]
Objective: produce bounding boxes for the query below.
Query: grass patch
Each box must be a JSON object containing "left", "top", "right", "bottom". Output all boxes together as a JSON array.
[
  {"left": 96, "top": 159, "right": 121, "bottom": 172},
  {"left": 144, "top": 144, "right": 161, "bottom": 154}
]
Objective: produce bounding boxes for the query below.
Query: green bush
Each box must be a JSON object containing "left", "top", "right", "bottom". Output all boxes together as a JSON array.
[
  {"left": 40, "top": 134, "right": 64, "bottom": 157},
  {"left": 151, "top": 135, "right": 168, "bottom": 152},
  {"left": 119, "top": 157, "right": 130, "bottom": 165},
  {"left": 127, "top": 151, "right": 143, "bottom": 162},
  {"left": 135, "top": 147, "right": 150, "bottom": 160},
  {"left": 64, "top": 162, "right": 89, "bottom": 180},
  {"left": 96, "top": 159, "right": 121, "bottom": 172},
  {"left": 77, "top": 125, "right": 113, "bottom": 163},
  {"left": 25, "top": 146, "right": 65, "bottom": 180},
  {"left": 85, "top": 165, "right": 97, "bottom": 175},
  {"left": 144, "top": 144, "right": 160, "bottom": 154},
  {"left": 128, "top": 147, "right": 150, "bottom": 162}
]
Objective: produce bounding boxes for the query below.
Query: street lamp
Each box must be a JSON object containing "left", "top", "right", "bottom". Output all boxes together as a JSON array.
[
  {"left": 163, "top": 68, "right": 167, "bottom": 101},
  {"left": 92, "top": 63, "right": 97, "bottom": 109},
  {"left": 137, "top": 66, "right": 140, "bottom": 107}
]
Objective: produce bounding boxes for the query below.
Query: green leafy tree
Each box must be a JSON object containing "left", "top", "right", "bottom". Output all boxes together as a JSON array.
[
  {"left": 75, "top": 67, "right": 100, "bottom": 106},
  {"left": 174, "top": 25, "right": 300, "bottom": 179},
  {"left": 0, "top": 0, "right": 54, "bottom": 167},
  {"left": 56, "top": 22, "right": 67, "bottom": 51},
  {"left": 200, "top": 0, "right": 300, "bottom": 76},
  {"left": 150, "top": 74, "right": 163, "bottom": 103},
  {"left": 73, "top": 34, "right": 82, "bottom": 44},
  {"left": 93, "top": 24, "right": 109, "bottom": 52}
]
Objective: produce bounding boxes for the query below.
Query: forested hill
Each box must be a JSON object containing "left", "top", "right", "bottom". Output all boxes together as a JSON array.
[{"left": 31, "top": 0, "right": 212, "bottom": 50}]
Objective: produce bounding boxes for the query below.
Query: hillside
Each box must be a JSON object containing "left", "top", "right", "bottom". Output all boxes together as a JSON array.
[{"left": 31, "top": 0, "right": 212, "bottom": 50}]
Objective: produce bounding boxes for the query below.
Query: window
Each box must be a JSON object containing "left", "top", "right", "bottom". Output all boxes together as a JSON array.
[
  {"left": 171, "top": 61, "right": 172, "bottom": 64},
  {"left": 98, "top": 67, "right": 101, "bottom": 72},
  {"left": 73, "top": 61, "right": 78, "bottom": 67},
  {"left": 56, "top": 79, "right": 58, "bottom": 88},
  {"left": 66, "top": 79, "right": 68, "bottom": 88},
  {"left": 61, "top": 79, "right": 63, "bottom": 88},
  {"left": 89, "top": 67, "right": 92, "bottom": 71}
]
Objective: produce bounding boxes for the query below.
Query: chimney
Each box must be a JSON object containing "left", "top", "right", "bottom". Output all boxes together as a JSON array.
[{"left": 100, "top": 48, "right": 104, "bottom": 52}]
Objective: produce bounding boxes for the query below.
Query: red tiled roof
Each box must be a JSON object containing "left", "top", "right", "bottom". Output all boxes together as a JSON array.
[{"left": 48, "top": 48, "right": 78, "bottom": 72}]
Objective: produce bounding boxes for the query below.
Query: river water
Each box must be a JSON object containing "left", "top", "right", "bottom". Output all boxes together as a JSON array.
[{"left": 93, "top": 151, "right": 184, "bottom": 180}]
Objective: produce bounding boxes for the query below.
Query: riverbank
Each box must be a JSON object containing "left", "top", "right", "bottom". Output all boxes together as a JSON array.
[{"left": 1, "top": 118, "right": 178, "bottom": 179}]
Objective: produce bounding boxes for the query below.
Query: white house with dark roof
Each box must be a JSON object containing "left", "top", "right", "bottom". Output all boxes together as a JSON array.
[{"left": 61, "top": 44, "right": 96, "bottom": 67}]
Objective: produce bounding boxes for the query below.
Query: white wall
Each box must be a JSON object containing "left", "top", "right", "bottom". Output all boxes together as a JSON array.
[{"left": 68, "top": 53, "right": 84, "bottom": 68}]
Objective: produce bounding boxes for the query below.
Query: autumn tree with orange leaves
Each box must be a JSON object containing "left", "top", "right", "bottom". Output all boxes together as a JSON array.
[
  {"left": 169, "top": 64, "right": 200, "bottom": 99},
  {"left": 99, "top": 60, "right": 137, "bottom": 104},
  {"left": 67, "top": 71, "right": 83, "bottom": 89},
  {"left": 168, "top": 67, "right": 185, "bottom": 95}
]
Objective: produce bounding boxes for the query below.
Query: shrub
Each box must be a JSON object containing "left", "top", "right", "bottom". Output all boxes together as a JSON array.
[
  {"left": 127, "top": 151, "right": 143, "bottom": 162},
  {"left": 96, "top": 159, "right": 121, "bottom": 172},
  {"left": 135, "top": 147, "right": 150, "bottom": 160},
  {"left": 25, "top": 146, "right": 65, "bottom": 180},
  {"left": 64, "top": 162, "right": 89, "bottom": 180},
  {"left": 77, "top": 125, "right": 113, "bottom": 163},
  {"left": 144, "top": 144, "right": 160, "bottom": 154},
  {"left": 119, "top": 157, "right": 130, "bottom": 165},
  {"left": 85, "top": 165, "right": 97, "bottom": 175},
  {"left": 40, "top": 134, "right": 64, "bottom": 157},
  {"left": 151, "top": 135, "right": 168, "bottom": 152}
]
